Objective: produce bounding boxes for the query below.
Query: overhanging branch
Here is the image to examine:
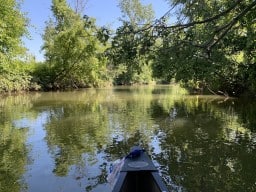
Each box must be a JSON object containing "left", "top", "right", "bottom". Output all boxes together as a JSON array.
[
  {"left": 206, "top": 0, "right": 256, "bottom": 50},
  {"left": 162, "top": 0, "right": 243, "bottom": 30}
]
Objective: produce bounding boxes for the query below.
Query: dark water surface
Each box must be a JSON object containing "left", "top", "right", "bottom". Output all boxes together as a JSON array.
[{"left": 0, "top": 85, "right": 256, "bottom": 192}]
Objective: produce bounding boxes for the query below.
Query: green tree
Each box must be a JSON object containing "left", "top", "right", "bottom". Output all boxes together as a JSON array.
[
  {"left": 40, "top": 0, "right": 108, "bottom": 90},
  {"left": 152, "top": 0, "right": 256, "bottom": 96},
  {"left": 118, "top": 0, "right": 154, "bottom": 26},
  {"left": 108, "top": 0, "right": 155, "bottom": 85},
  {"left": 0, "top": 0, "right": 33, "bottom": 92}
]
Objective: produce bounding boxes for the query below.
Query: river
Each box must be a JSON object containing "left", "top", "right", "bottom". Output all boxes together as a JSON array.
[{"left": 0, "top": 85, "right": 255, "bottom": 192}]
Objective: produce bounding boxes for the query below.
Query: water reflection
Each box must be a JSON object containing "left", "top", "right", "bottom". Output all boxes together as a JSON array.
[
  {"left": 150, "top": 97, "right": 256, "bottom": 192},
  {"left": 0, "top": 86, "right": 255, "bottom": 192},
  {"left": 0, "top": 95, "right": 32, "bottom": 192}
]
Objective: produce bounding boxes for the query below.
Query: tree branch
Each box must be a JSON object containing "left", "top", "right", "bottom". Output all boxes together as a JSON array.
[
  {"left": 162, "top": 0, "right": 243, "bottom": 30},
  {"left": 206, "top": 0, "right": 256, "bottom": 50}
]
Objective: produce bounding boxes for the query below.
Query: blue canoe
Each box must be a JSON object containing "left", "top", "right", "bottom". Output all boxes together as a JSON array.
[{"left": 111, "top": 146, "right": 169, "bottom": 192}]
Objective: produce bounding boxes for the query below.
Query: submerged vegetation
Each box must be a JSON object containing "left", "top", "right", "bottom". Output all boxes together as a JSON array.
[{"left": 0, "top": 0, "right": 255, "bottom": 96}]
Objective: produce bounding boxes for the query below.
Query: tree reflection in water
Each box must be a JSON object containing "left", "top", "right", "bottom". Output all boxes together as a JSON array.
[{"left": 0, "top": 86, "right": 255, "bottom": 192}]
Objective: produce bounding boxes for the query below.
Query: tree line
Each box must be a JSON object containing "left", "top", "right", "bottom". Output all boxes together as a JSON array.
[{"left": 1, "top": 0, "right": 255, "bottom": 97}]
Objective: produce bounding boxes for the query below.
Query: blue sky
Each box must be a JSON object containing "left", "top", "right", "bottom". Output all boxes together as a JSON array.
[{"left": 21, "top": 0, "right": 170, "bottom": 61}]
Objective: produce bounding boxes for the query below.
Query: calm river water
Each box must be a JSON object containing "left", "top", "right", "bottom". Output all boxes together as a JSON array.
[{"left": 0, "top": 85, "right": 256, "bottom": 192}]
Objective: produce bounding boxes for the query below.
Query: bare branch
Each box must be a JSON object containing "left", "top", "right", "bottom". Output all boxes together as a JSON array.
[{"left": 72, "top": 0, "right": 88, "bottom": 14}]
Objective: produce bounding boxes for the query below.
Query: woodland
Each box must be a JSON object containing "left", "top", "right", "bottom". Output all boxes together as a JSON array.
[{"left": 1, "top": 0, "right": 255, "bottom": 97}]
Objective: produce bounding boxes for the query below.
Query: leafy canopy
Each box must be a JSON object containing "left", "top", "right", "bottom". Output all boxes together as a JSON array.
[
  {"left": 41, "top": 0, "right": 108, "bottom": 89},
  {"left": 151, "top": 0, "right": 256, "bottom": 96},
  {"left": 0, "top": 0, "right": 34, "bottom": 92}
]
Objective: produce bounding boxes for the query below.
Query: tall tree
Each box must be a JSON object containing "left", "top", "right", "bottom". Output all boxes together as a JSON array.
[
  {"left": 118, "top": 0, "right": 154, "bottom": 26},
  {"left": 108, "top": 0, "right": 155, "bottom": 85},
  {"left": 0, "top": 0, "right": 33, "bottom": 92},
  {"left": 41, "top": 0, "right": 108, "bottom": 89}
]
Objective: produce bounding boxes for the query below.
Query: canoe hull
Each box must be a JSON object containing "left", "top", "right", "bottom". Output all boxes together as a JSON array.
[{"left": 112, "top": 146, "right": 169, "bottom": 192}]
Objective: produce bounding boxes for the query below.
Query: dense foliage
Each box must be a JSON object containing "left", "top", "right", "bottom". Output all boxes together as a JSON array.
[
  {"left": 107, "top": 0, "right": 155, "bottom": 85},
  {"left": 38, "top": 0, "right": 108, "bottom": 90},
  {"left": 0, "top": 0, "right": 255, "bottom": 96},
  {"left": 0, "top": 0, "right": 35, "bottom": 92},
  {"left": 152, "top": 0, "right": 256, "bottom": 96}
]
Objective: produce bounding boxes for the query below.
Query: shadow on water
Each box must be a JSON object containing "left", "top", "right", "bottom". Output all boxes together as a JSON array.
[
  {"left": 0, "top": 86, "right": 255, "bottom": 192},
  {"left": 149, "top": 97, "right": 256, "bottom": 192}
]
